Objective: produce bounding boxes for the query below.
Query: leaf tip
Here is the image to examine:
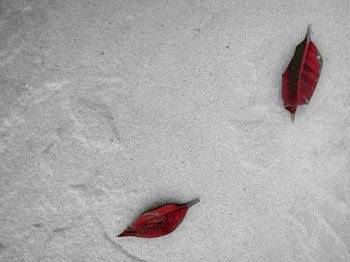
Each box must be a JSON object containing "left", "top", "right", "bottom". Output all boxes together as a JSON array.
[
  {"left": 117, "top": 231, "right": 128, "bottom": 237},
  {"left": 186, "top": 199, "right": 200, "bottom": 208},
  {"left": 307, "top": 24, "right": 312, "bottom": 41},
  {"left": 291, "top": 113, "right": 295, "bottom": 122}
]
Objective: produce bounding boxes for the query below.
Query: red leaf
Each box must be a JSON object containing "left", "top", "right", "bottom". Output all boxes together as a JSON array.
[
  {"left": 282, "top": 25, "right": 323, "bottom": 121},
  {"left": 117, "top": 199, "right": 199, "bottom": 238}
]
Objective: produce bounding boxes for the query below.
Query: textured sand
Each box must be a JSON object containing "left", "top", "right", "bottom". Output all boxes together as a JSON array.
[{"left": 0, "top": 0, "right": 349, "bottom": 261}]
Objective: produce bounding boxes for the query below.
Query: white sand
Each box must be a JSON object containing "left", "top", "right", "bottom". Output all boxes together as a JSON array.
[{"left": 0, "top": 0, "right": 349, "bottom": 261}]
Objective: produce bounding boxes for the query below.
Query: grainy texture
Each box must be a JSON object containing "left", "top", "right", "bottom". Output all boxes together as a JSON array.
[{"left": 0, "top": 0, "right": 349, "bottom": 261}]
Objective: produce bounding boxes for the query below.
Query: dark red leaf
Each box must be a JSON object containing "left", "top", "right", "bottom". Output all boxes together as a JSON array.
[
  {"left": 117, "top": 199, "right": 199, "bottom": 238},
  {"left": 282, "top": 25, "right": 323, "bottom": 121}
]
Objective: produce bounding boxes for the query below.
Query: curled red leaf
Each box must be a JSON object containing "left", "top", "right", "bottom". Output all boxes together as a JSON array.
[
  {"left": 117, "top": 199, "right": 199, "bottom": 238},
  {"left": 282, "top": 25, "right": 323, "bottom": 121}
]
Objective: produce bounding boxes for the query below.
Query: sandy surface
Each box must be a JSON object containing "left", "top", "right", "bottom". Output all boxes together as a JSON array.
[{"left": 1, "top": 0, "right": 350, "bottom": 261}]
